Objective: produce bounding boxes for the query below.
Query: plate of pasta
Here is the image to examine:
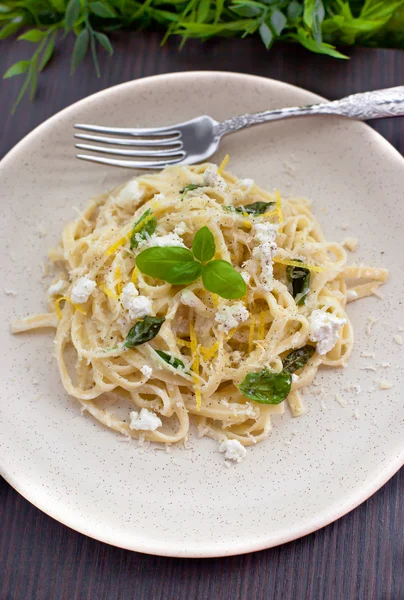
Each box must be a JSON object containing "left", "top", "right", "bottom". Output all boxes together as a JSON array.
[{"left": 1, "top": 72, "right": 403, "bottom": 557}]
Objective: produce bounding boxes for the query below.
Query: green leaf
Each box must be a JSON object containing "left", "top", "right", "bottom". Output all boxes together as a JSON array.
[
  {"left": 197, "top": 0, "right": 211, "bottom": 23},
  {"left": 165, "top": 261, "right": 203, "bottom": 285},
  {"left": 155, "top": 349, "right": 185, "bottom": 370},
  {"left": 192, "top": 226, "right": 216, "bottom": 262},
  {"left": 136, "top": 247, "right": 195, "bottom": 281},
  {"left": 39, "top": 33, "right": 56, "bottom": 71},
  {"left": 180, "top": 183, "right": 203, "bottom": 199},
  {"left": 282, "top": 345, "right": 315, "bottom": 374},
  {"left": 214, "top": 0, "right": 225, "bottom": 23},
  {"left": 286, "top": 259, "right": 311, "bottom": 305},
  {"left": 3, "top": 60, "right": 29, "bottom": 79},
  {"left": 303, "top": 0, "right": 325, "bottom": 43},
  {"left": 18, "top": 29, "right": 45, "bottom": 43},
  {"left": 230, "top": 4, "right": 261, "bottom": 18},
  {"left": 259, "top": 21, "right": 273, "bottom": 49},
  {"left": 71, "top": 28, "right": 89, "bottom": 74},
  {"left": 202, "top": 260, "right": 246, "bottom": 300},
  {"left": 94, "top": 31, "right": 114, "bottom": 55},
  {"left": 0, "top": 19, "right": 25, "bottom": 40},
  {"left": 291, "top": 29, "right": 349, "bottom": 59},
  {"left": 49, "top": 0, "right": 66, "bottom": 11},
  {"left": 65, "top": 0, "right": 81, "bottom": 33},
  {"left": 124, "top": 316, "right": 165, "bottom": 348},
  {"left": 287, "top": 1, "right": 303, "bottom": 22},
  {"left": 89, "top": 2, "right": 117, "bottom": 18},
  {"left": 238, "top": 369, "right": 291, "bottom": 404},
  {"left": 229, "top": 201, "right": 274, "bottom": 215},
  {"left": 11, "top": 71, "right": 31, "bottom": 114},
  {"left": 29, "top": 65, "right": 37, "bottom": 101},
  {"left": 270, "top": 9, "right": 287, "bottom": 36},
  {"left": 130, "top": 209, "right": 157, "bottom": 249}
]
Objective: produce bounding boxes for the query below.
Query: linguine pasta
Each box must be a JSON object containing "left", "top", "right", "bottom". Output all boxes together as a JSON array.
[{"left": 12, "top": 162, "right": 388, "bottom": 457}]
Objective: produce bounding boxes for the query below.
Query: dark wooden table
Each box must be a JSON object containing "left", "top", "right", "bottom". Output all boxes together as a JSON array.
[{"left": 1, "top": 33, "right": 403, "bottom": 600}]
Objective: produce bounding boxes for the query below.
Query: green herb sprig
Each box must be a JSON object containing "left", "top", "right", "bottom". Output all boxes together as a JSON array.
[
  {"left": 3, "top": 1, "right": 404, "bottom": 113},
  {"left": 238, "top": 344, "right": 315, "bottom": 403},
  {"left": 136, "top": 225, "right": 246, "bottom": 299}
]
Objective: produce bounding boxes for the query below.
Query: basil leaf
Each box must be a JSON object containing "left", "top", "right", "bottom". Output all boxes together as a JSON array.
[
  {"left": 136, "top": 246, "right": 194, "bottom": 280},
  {"left": 202, "top": 260, "right": 246, "bottom": 300},
  {"left": 282, "top": 345, "right": 315, "bottom": 374},
  {"left": 124, "top": 316, "right": 165, "bottom": 348},
  {"left": 225, "top": 201, "right": 274, "bottom": 216},
  {"left": 238, "top": 369, "right": 291, "bottom": 404},
  {"left": 192, "top": 226, "right": 215, "bottom": 262},
  {"left": 165, "top": 261, "right": 202, "bottom": 285},
  {"left": 286, "top": 259, "right": 311, "bottom": 305},
  {"left": 130, "top": 209, "right": 157, "bottom": 249},
  {"left": 180, "top": 183, "right": 203, "bottom": 199},
  {"left": 155, "top": 349, "right": 185, "bottom": 370}
]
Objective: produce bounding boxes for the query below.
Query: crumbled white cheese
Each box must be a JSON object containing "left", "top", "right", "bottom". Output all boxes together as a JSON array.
[
  {"left": 215, "top": 302, "right": 249, "bottom": 334},
  {"left": 241, "top": 271, "right": 251, "bottom": 284},
  {"left": 140, "top": 365, "right": 153, "bottom": 379},
  {"left": 70, "top": 276, "right": 96, "bottom": 304},
  {"left": 346, "top": 289, "right": 358, "bottom": 301},
  {"left": 180, "top": 289, "right": 199, "bottom": 308},
  {"left": 153, "top": 192, "right": 165, "bottom": 202},
  {"left": 174, "top": 221, "right": 187, "bottom": 235},
  {"left": 219, "top": 439, "right": 247, "bottom": 463},
  {"left": 254, "top": 222, "right": 278, "bottom": 244},
  {"left": 393, "top": 334, "right": 403, "bottom": 345},
  {"left": 240, "top": 178, "right": 254, "bottom": 191},
  {"left": 129, "top": 408, "right": 162, "bottom": 431},
  {"left": 335, "top": 393, "right": 347, "bottom": 407},
  {"left": 342, "top": 237, "right": 358, "bottom": 251},
  {"left": 116, "top": 180, "right": 143, "bottom": 208},
  {"left": 361, "top": 352, "right": 376, "bottom": 359},
  {"left": 135, "top": 231, "right": 186, "bottom": 250},
  {"left": 291, "top": 374, "right": 299, "bottom": 384},
  {"left": 48, "top": 279, "right": 67, "bottom": 296},
  {"left": 252, "top": 242, "right": 278, "bottom": 291},
  {"left": 203, "top": 164, "right": 227, "bottom": 191},
  {"left": 378, "top": 380, "right": 394, "bottom": 390},
  {"left": 309, "top": 309, "right": 346, "bottom": 355},
  {"left": 120, "top": 283, "right": 152, "bottom": 319}
]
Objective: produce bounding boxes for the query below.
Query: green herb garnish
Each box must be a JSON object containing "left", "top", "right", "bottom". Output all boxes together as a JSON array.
[
  {"left": 192, "top": 226, "right": 215, "bottom": 262},
  {"left": 155, "top": 349, "right": 185, "bottom": 370},
  {"left": 130, "top": 209, "right": 157, "bottom": 250},
  {"left": 226, "top": 201, "right": 275, "bottom": 216},
  {"left": 135, "top": 226, "right": 246, "bottom": 299},
  {"left": 124, "top": 316, "right": 165, "bottom": 348},
  {"left": 282, "top": 345, "right": 315, "bottom": 374},
  {"left": 180, "top": 184, "right": 203, "bottom": 200},
  {"left": 6, "top": 2, "right": 404, "bottom": 113},
  {"left": 238, "top": 369, "right": 292, "bottom": 405},
  {"left": 286, "top": 259, "right": 311, "bottom": 305}
]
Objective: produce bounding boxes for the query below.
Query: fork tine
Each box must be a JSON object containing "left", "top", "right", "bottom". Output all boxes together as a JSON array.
[
  {"left": 74, "top": 133, "right": 183, "bottom": 147},
  {"left": 76, "top": 154, "right": 183, "bottom": 169},
  {"left": 74, "top": 123, "right": 181, "bottom": 137},
  {"left": 75, "top": 143, "right": 185, "bottom": 158}
]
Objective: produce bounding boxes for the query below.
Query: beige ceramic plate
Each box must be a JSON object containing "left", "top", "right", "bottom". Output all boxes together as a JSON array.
[{"left": 1, "top": 72, "right": 403, "bottom": 557}]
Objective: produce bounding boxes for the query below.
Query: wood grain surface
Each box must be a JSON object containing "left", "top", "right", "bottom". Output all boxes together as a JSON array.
[{"left": 0, "top": 33, "right": 403, "bottom": 600}]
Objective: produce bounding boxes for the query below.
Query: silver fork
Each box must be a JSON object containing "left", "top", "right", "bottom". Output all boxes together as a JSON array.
[{"left": 75, "top": 86, "right": 404, "bottom": 170}]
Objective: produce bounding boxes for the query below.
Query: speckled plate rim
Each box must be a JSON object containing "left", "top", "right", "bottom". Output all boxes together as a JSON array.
[{"left": 0, "top": 72, "right": 403, "bottom": 558}]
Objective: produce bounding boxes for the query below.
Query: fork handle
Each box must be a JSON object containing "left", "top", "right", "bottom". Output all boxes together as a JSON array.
[{"left": 215, "top": 86, "right": 404, "bottom": 137}]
